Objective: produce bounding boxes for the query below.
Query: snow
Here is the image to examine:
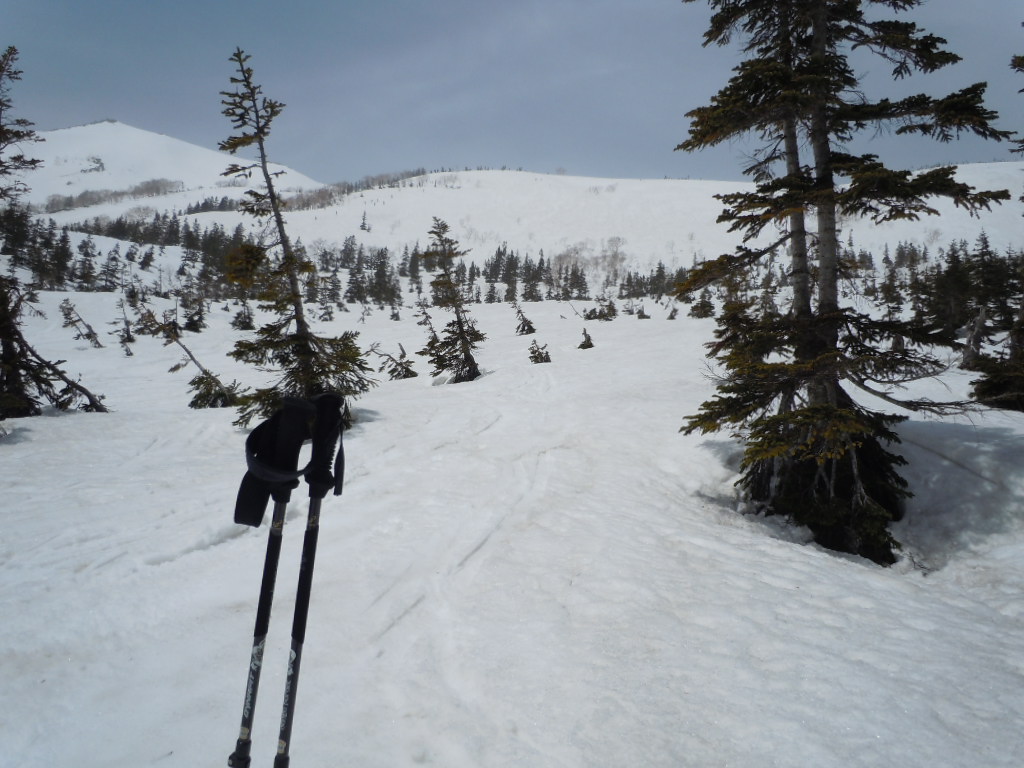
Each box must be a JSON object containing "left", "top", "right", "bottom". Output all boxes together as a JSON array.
[
  {"left": 3, "top": 122, "right": 1024, "bottom": 767},
  {"left": 23, "top": 120, "right": 324, "bottom": 209}
]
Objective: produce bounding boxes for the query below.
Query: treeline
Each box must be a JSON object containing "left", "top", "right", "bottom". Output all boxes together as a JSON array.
[
  {"left": 285, "top": 166, "right": 527, "bottom": 211},
  {"left": 7, "top": 198, "right": 1022, "bottom": 361},
  {"left": 278, "top": 168, "right": 431, "bottom": 211},
  {"left": 322, "top": 236, "right": 680, "bottom": 309},
  {"left": 42, "top": 178, "right": 186, "bottom": 213},
  {"left": 0, "top": 203, "right": 248, "bottom": 298}
]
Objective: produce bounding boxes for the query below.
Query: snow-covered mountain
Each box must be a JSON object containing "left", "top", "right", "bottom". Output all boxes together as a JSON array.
[
  {"left": 26, "top": 121, "right": 1024, "bottom": 273},
  {"left": 3, "top": 121, "right": 1024, "bottom": 768},
  {"left": 23, "top": 120, "right": 324, "bottom": 208}
]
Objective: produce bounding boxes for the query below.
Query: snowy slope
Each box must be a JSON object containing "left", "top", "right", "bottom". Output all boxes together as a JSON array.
[
  {"left": 271, "top": 163, "right": 1024, "bottom": 272},
  {"left": 3, "top": 291, "right": 1024, "bottom": 768},
  {"left": 22, "top": 120, "right": 324, "bottom": 209},
  {"left": 25, "top": 122, "right": 1024, "bottom": 276},
  {"left": 3, "top": 124, "right": 1024, "bottom": 767}
]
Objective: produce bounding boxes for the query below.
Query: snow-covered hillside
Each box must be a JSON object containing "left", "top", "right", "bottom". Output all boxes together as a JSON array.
[
  {"left": 3, "top": 122, "right": 1024, "bottom": 767},
  {"left": 23, "top": 120, "right": 324, "bottom": 209},
  {"left": 27, "top": 122, "right": 1024, "bottom": 275}
]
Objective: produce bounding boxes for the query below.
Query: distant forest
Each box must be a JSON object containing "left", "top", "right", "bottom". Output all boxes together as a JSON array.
[{"left": 4, "top": 195, "right": 1022, "bottom": 356}]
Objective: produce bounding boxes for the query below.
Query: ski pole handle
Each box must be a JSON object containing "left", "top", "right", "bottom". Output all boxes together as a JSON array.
[
  {"left": 305, "top": 393, "right": 344, "bottom": 499},
  {"left": 234, "top": 398, "right": 314, "bottom": 526}
]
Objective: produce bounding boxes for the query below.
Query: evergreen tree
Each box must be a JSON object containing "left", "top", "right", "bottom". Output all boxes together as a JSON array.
[
  {"left": 74, "top": 236, "right": 98, "bottom": 289},
  {"left": 528, "top": 340, "right": 552, "bottom": 364},
  {"left": 584, "top": 296, "right": 617, "bottom": 321},
  {"left": 1, "top": 279, "right": 108, "bottom": 422},
  {"left": 131, "top": 297, "right": 243, "bottom": 409},
  {"left": 966, "top": 40, "right": 1024, "bottom": 408},
  {"left": 343, "top": 249, "right": 368, "bottom": 305},
  {"left": 678, "top": 0, "right": 1011, "bottom": 564},
  {"left": 513, "top": 301, "right": 537, "bottom": 335},
  {"left": 59, "top": 299, "right": 104, "bottom": 348},
  {"left": 920, "top": 241, "right": 972, "bottom": 334},
  {"left": 370, "top": 342, "right": 418, "bottom": 380},
  {"left": 688, "top": 288, "right": 716, "bottom": 318},
  {"left": 417, "top": 218, "right": 485, "bottom": 382},
  {"left": 0, "top": 47, "right": 41, "bottom": 202},
  {"left": 969, "top": 295, "right": 1024, "bottom": 412},
  {"left": 0, "top": 47, "right": 108, "bottom": 429},
  {"left": 218, "top": 48, "right": 374, "bottom": 424}
]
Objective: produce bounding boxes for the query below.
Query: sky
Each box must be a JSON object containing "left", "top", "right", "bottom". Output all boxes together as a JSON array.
[{"left": 6, "top": 0, "right": 1023, "bottom": 185}]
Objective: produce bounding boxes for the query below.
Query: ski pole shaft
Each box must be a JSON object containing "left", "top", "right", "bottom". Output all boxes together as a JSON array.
[
  {"left": 274, "top": 394, "right": 343, "bottom": 767},
  {"left": 228, "top": 500, "right": 286, "bottom": 768},
  {"left": 228, "top": 399, "right": 313, "bottom": 768},
  {"left": 274, "top": 499, "right": 322, "bottom": 768}
]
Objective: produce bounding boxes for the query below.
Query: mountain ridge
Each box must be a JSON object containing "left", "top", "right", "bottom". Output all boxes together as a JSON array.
[{"left": 23, "top": 121, "right": 1024, "bottom": 274}]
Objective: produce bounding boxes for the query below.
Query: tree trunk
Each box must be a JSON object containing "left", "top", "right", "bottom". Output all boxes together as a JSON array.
[
  {"left": 785, "top": 115, "right": 812, "bottom": 325},
  {"left": 961, "top": 306, "right": 987, "bottom": 370},
  {"left": 808, "top": 0, "right": 840, "bottom": 405}
]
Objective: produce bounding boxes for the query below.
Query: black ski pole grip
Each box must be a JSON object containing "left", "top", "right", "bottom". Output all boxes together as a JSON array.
[
  {"left": 305, "top": 393, "right": 343, "bottom": 500},
  {"left": 233, "top": 398, "right": 315, "bottom": 526}
]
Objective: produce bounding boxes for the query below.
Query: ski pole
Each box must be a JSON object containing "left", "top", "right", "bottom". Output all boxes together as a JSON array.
[
  {"left": 274, "top": 393, "right": 345, "bottom": 768},
  {"left": 228, "top": 398, "right": 315, "bottom": 768}
]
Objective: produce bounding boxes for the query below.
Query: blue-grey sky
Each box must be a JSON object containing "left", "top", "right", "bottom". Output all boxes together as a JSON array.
[{"left": 6, "top": 0, "right": 1023, "bottom": 184}]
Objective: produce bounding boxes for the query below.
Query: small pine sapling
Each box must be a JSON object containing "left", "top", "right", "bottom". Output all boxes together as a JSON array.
[
  {"left": 131, "top": 298, "right": 244, "bottom": 409},
  {"left": 370, "top": 342, "right": 418, "bottom": 380},
  {"left": 109, "top": 299, "right": 135, "bottom": 356},
  {"left": 59, "top": 299, "right": 104, "bottom": 348},
  {"left": 688, "top": 289, "right": 715, "bottom": 318},
  {"left": 578, "top": 328, "right": 594, "bottom": 349},
  {"left": 583, "top": 296, "right": 617, "bottom": 321},
  {"left": 528, "top": 340, "right": 551, "bottom": 364},
  {"left": 418, "top": 219, "right": 485, "bottom": 383},
  {"left": 513, "top": 301, "right": 536, "bottom": 335}
]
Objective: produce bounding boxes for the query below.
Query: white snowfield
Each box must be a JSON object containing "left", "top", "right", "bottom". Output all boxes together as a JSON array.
[{"left": 3, "top": 122, "right": 1024, "bottom": 767}]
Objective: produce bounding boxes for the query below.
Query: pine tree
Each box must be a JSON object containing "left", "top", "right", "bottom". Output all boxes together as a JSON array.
[
  {"left": 130, "top": 297, "right": 243, "bottom": 409},
  {"left": 218, "top": 48, "right": 374, "bottom": 425},
  {"left": 512, "top": 301, "right": 536, "bottom": 335},
  {"left": 584, "top": 296, "right": 617, "bottom": 321},
  {"left": 1, "top": 47, "right": 108, "bottom": 429},
  {"left": 688, "top": 288, "right": 715, "bottom": 318},
  {"left": 528, "top": 340, "right": 552, "bottom": 364},
  {"left": 970, "top": 294, "right": 1024, "bottom": 411},
  {"left": 679, "top": 1, "right": 1011, "bottom": 564},
  {"left": 59, "top": 299, "right": 104, "bottom": 348},
  {"left": 0, "top": 47, "right": 42, "bottom": 203},
  {"left": 417, "top": 219, "right": 485, "bottom": 382},
  {"left": 369, "top": 342, "right": 418, "bottom": 380},
  {"left": 966, "top": 38, "right": 1024, "bottom": 408}
]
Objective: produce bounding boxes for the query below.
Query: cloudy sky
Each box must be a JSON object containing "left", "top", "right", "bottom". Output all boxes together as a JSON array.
[{"left": 7, "top": 0, "right": 1023, "bottom": 184}]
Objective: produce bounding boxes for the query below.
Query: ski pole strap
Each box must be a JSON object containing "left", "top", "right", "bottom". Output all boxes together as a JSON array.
[
  {"left": 242, "top": 400, "right": 317, "bottom": 487},
  {"left": 332, "top": 420, "right": 345, "bottom": 496},
  {"left": 244, "top": 441, "right": 310, "bottom": 485}
]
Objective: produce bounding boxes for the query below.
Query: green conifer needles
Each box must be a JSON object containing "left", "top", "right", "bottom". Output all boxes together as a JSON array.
[
  {"left": 678, "top": 1, "right": 1011, "bottom": 563},
  {"left": 219, "top": 49, "right": 374, "bottom": 425}
]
